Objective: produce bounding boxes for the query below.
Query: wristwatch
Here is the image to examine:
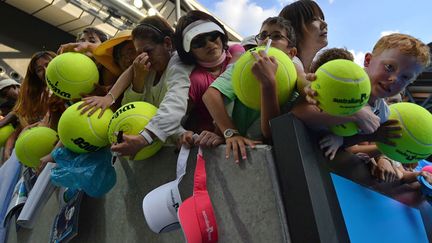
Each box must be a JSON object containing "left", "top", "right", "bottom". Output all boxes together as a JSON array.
[{"left": 223, "top": 128, "right": 239, "bottom": 139}]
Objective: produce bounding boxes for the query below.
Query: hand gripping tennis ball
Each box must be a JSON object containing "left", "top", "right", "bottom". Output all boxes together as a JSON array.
[
  {"left": 377, "top": 102, "right": 432, "bottom": 163},
  {"left": 108, "top": 102, "right": 163, "bottom": 160},
  {"left": 232, "top": 46, "right": 297, "bottom": 110},
  {"left": 46, "top": 52, "right": 99, "bottom": 100},
  {"left": 58, "top": 101, "right": 113, "bottom": 153},
  {"left": 0, "top": 124, "right": 15, "bottom": 146},
  {"left": 312, "top": 59, "right": 371, "bottom": 116},
  {"left": 329, "top": 122, "right": 359, "bottom": 137},
  {"left": 15, "top": 127, "right": 58, "bottom": 168}
]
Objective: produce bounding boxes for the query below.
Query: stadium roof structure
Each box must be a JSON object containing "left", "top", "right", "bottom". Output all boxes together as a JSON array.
[{"left": 4, "top": 0, "right": 243, "bottom": 42}]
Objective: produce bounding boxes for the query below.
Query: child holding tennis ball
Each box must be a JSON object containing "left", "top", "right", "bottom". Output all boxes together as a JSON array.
[
  {"left": 302, "top": 33, "right": 430, "bottom": 160},
  {"left": 203, "top": 16, "right": 300, "bottom": 163}
]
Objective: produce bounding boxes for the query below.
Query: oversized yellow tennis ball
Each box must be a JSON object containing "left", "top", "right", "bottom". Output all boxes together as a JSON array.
[
  {"left": 377, "top": 102, "right": 432, "bottom": 163},
  {"left": 329, "top": 122, "right": 359, "bottom": 137},
  {"left": 0, "top": 124, "right": 15, "bottom": 146},
  {"left": 46, "top": 52, "right": 99, "bottom": 100},
  {"left": 108, "top": 102, "right": 163, "bottom": 160},
  {"left": 312, "top": 59, "right": 370, "bottom": 116},
  {"left": 15, "top": 127, "right": 58, "bottom": 168},
  {"left": 232, "top": 46, "right": 297, "bottom": 110},
  {"left": 58, "top": 101, "right": 113, "bottom": 153}
]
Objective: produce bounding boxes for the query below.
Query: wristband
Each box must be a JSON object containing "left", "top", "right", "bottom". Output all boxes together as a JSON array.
[{"left": 140, "top": 129, "right": 154, "bottom": 145}]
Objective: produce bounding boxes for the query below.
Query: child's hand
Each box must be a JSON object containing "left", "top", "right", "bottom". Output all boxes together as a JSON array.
[
  {"left": 352, "top": 106, "right": 381, "bottom": 134},
  {"left": 225, "top": 135, "right": 262, "bottom": 164},
  {"left": 319, "top": 134, "right": 343, "bottom": 160},
  {"left": 370, "top": 156, "right": 400, "bottom": 183},
  {"left": 303, "top": 73, "right": 319, "bottom": 105},
  {"left": 57, "top": 42, "right": 96, "bottom": 57},
  {"left": 79, "top": 95, "right": 113, "bottom": 118},
  {"left": 251, "top": 50, "right": 278, "bottom": 86},
  {"left": 371, "top": 119, "right": 402, "bottom": 146}
]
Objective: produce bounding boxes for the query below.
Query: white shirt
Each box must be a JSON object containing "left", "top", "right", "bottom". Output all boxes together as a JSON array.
[{"left": 122, "top": 52, "right": 194, "bottom": 142}]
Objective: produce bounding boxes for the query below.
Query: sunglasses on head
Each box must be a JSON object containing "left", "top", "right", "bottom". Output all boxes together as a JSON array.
[
  {"left": 190, "top": 31, "right": 221, "bottom": 50},
  {"left": 255, "top": 32, "right": 291, "bottom": 43}
]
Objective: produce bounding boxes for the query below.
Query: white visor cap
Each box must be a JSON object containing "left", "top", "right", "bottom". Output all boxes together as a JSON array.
[
  {"left": 182, "top": 20, "right": 225, "bottom": 52},
  {"left": 143, "top": 180, "right": 182, "bottom": 233}
]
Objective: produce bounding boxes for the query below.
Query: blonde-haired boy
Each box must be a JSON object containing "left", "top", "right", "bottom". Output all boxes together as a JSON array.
[{"left": 297, "top": 33, "right": 430, "bottom": 160}]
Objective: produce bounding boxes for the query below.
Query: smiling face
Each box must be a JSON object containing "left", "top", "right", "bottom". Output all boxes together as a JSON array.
[
  {"left": 190, "top": 32, "right": 224, "bottom": 64},
  {"left": 364, "top": 48, "right": 423, "bottom": 101}
]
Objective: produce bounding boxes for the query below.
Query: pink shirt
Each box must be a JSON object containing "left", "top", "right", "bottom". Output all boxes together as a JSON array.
[{"left": 187, "top": 45, "right": 244, "bottom": 133}]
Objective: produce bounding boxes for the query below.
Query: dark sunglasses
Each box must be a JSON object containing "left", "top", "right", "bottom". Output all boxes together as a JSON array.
[
  {"left": 191, "top": 31, "right": 221, "bottom": 50},
  {"left": 255, "top": 32, "right": 291, "bottom": 43}
]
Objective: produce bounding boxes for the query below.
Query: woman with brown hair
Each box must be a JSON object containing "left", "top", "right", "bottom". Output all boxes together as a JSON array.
[
  {"left": 13, "top": 51, "right": 56, "bottom": 127},
  {"left": 2, "top": 51, "right": 57, "bottom": 161}
]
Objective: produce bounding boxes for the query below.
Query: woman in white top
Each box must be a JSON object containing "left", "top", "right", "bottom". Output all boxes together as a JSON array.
[{"left": 80, "top": 16, "right": 194, "bottom": 159}]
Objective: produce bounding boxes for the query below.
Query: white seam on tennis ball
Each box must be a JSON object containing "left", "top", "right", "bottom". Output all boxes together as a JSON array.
[
  {"left": 395, "top": 108, "right": 432, "bottom": 146},
  {"left": 320, "top": 68, "right": 367, "bottom": 83},
  {"left": 110, "top": 114, "right": 152, "bottom": 134},
  {"left": 87, "top": 116, "right": 106, "bottom": 143}
]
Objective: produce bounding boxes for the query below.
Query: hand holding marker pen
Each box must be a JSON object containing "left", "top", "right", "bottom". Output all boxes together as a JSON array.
[{"left": 111, "top": 130, "right": 123, "bottom": 165}]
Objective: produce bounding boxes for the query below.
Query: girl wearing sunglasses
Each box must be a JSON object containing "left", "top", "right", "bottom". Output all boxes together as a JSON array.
[{"left": 174, "top": 10, "right": 244, "bottom": 147}]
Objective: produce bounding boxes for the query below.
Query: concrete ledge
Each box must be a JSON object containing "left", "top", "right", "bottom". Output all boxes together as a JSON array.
[{"left": 8, "top": 145, "right": 290, "bottom": 243}]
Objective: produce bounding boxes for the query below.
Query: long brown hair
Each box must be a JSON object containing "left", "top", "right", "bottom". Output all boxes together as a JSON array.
[{"left": 13, "top": 51, "right": 56, "bottom": 126}]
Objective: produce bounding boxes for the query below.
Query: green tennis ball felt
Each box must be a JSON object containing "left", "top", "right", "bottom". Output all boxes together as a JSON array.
[
  {"left": 329, "top": 122, "right": 359, "bottom": 137},
  {"left": 108, "top": 101, "right": 163, "bottom": 160},
  {"left": 15, "top": 127, "right": 58, "bottom": 168},
  {"left": 312, "top": 59, "right": 371, "bottom": 116},
  {"left": 46, "top": 52, "right": 99, "bottom": 100},
  {"left": 232, "top": 46, "right": 297, "bottom": 110},
  {"left": 0, "top": 123, "right": 14, "bottom": 146},
  {"left": 58, "top": 101, "right": 113, "bottom": 153},
  {"left": 377, "top": 102, "right": 432, "bottom": 163}
]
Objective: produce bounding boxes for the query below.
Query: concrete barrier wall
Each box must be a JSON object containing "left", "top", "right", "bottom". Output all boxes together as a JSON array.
[{"left": 7, "top": 145, "right": 290, "bottom": 243}]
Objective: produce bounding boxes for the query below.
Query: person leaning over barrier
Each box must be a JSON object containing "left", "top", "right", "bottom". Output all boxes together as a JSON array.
[
  {"left": 203, "top": 16, "right": 299, "bottom": 163},
  {"left": 304, "top": 34, "right": 430, "bottom": 161},
  {"left": 174, "top": 10, "right": 244, "bottom": 148},
  {"left": 78, "top": 15, "right": 194, "bottom": 159}
]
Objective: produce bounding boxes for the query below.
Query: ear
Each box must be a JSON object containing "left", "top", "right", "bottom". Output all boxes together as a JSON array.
[
  {"left": 288, "top": 47, "right": 297, "bottom": 59},
  {"left": 364, "top": 52, "right": 372, "bottom": 67},
  {"left": 163, "top": 36, "right": 173, "bottom": 51}
]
